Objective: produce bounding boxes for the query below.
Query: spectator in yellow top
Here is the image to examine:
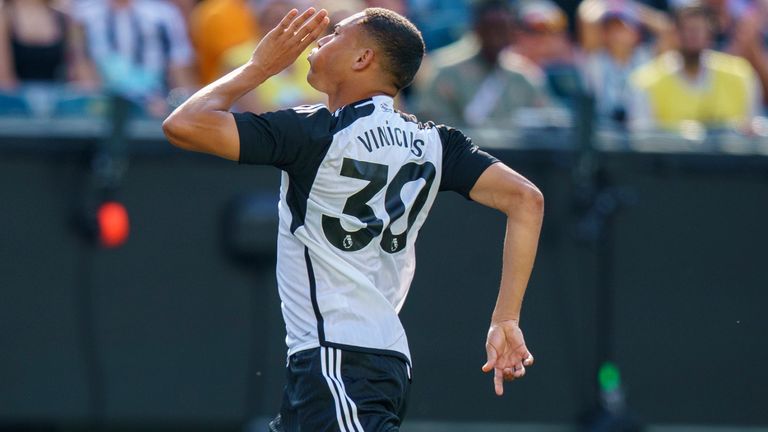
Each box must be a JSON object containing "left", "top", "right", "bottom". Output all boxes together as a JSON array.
[
  {"left": 189, "top": 0, "right": 260, "bottom": 85},
  {"left": 629, "top": 4, "right": 761, "bottom": 131}
]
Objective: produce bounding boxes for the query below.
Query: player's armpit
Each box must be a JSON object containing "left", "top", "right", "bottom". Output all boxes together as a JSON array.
[
  {"left": 469, "top": 162, "right": 543, "bottom": 215},
  {"left": 163, "top": 108, "right": 241, "bottom": 161}
]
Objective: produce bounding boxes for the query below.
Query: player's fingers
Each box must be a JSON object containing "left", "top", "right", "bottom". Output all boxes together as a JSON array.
[
  {"left": 303, "top": 16, "right": 330, "bottom": 45},
  {"left": 288, "top": 7, "right": 317, "bottom": 35},
  {"left": 296, "top": 9, "right": 329, "bottom": 42},
  {"left": 514, "top": 364, "right": 526, "bottom": 378},
  {"left": 482, "top": 345, "right": 498, "bottom": 372},
  {"left": 277, "top": 9, "right": 299, "bottom": 32},
  {"left": 298, "top": 16, "right": 329, "bottom": 50},
  {"left": 523, "top": 353, "right": 535, "bottom": 367},
  {"left": 494, "top": 367, "right": 504, "bottom": 396},
  {"left": 502, "top": 368, "right": 516, "bottom": 381}
]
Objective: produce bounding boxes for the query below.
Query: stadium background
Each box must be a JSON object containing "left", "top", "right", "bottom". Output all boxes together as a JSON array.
[{"left": 1, "top": 0, "right": 767, "bottom": 431}]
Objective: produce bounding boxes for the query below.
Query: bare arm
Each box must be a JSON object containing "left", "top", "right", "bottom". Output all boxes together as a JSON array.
[
  {"left": 749, "top": 52, "right": 768, "bottom": 106},
  {"left": 635, "top": 3, "right": 675, "bottom": 54},
  {"left": 577, "top": 0, "right": 605, "bottom": 53},
  {"left": 731, "top": 14, "right": 768, "bottom": 105},
  {"left": 0, "top": 4, "right": 17, "bottom": 89},
  {"left": 65, "top": 20, "right": 99, "bottom": 87},
  {"left": 162, "top": 7, "right": 329, "bottom": 160},
  {"left": 469, "top": 162, "right": 544, "bottom": 396}
]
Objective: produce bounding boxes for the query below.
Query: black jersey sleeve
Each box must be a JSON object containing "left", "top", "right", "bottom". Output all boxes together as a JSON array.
[
  {"left": 233, "top": 105, "right": 332, "bottom": 173},
  {"left": 437, "top": 125, "right": 499, "bottom": 199}
]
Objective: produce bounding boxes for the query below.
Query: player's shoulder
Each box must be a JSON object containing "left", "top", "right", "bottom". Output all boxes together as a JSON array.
[
  {"left": 258, "top": 103, "right": 334, "bottom": 140},
  {"left": 397, "top": 109, "right": 463, "bottom": 146},
  {"left": 393, "top": 109, "right": 435, "bottom": 130},
  {"left": 277, "top": 101, "right": 391, "bottom": 140},
  {"left": 264, "top": 103, "right": 331, "bottom": 127},
  {"left": 392, "top": 108, "right": 472, "bottom": 147},
  {"left": 434, "top": 124, "right": 473, "bottom": 149},
  {"left": 290, "top": 103, "right": 330, "bottom": 117}
]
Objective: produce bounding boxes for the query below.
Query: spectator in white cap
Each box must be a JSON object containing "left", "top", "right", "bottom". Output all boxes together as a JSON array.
[{"left": 581, "top": 2, "right": 668, "bottom": 124}]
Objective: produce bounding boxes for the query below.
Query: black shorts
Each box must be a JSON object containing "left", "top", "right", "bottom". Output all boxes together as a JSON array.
[{"left": 269, "top": 346, "right": 412, "bottom": 432}]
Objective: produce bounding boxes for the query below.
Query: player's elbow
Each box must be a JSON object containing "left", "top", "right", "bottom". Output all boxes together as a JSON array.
[
  {"left": 162, "top": 112, "right": 195, "bottom": 151},
  {"left": 518, "top": 184, "right": 544, "bottom": 216},
  {"left": 501, "top": 180, "right": 544, "bottom": 219}
]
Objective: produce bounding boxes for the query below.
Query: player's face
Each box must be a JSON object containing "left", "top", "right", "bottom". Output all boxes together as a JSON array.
[{"left": 307, "top": 13, "right": 366, "bottom": 93}]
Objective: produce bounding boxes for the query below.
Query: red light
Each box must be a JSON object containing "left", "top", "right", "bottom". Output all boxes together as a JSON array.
[{"left": 97, "top": 201, "right": 129, "bottom": 248}]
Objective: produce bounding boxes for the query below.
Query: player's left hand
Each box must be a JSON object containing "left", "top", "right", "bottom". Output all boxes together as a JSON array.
[{"left": 481, "top": 319, "right": 534, "bottom": 396}]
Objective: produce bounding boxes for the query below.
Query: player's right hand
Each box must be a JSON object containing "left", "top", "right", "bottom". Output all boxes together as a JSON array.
[
  {"left": 249, "top": 7, "right": 330, "bottom": 78},
  {"left": 481, "top": 319, "right": 534, "bottom": 396}
]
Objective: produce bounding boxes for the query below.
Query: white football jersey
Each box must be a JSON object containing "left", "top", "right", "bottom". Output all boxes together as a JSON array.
[{"left": 234, "top": 95, "right": 497, "bottom": 364}]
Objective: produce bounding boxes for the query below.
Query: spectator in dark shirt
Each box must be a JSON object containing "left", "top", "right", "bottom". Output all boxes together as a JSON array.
[
  {"left": 0, "top": 0, "right": 94, "bottom": 88},
  {"left": 415, "top": 0, "right": 549, "bottom": 129},
  {"left": 700, "top": 0, "right": 768, "bottom": 106}
]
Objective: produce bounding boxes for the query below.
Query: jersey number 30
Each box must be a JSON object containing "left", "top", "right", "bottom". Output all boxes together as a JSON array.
[{"left": 322, "top": 158, "right": 436, "bottom": 253}]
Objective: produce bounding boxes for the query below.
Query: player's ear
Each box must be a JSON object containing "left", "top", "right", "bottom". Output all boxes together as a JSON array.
[{"left": 351, "top": 48, "right": 375, "bottom": 71}]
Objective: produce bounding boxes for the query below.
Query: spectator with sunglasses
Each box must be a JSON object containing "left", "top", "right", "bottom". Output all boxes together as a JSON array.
[
  {"left": 414, "top": 0, "right": 549, "bottom": 129},
  {"left": 511, "top": 0, "right": 584, "bottom": 105}
]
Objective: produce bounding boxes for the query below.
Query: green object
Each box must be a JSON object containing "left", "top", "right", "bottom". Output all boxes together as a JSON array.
[{"left": 599, "top": 362, "right": 621, "bottom": 392}]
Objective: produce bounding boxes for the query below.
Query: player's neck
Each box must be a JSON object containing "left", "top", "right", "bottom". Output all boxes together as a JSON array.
[{"left": 326, "top": 84, "right": 396, "bottom": 112}]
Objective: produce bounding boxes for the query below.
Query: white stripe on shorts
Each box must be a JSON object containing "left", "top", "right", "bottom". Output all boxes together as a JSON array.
[
  {"left": 328, "top": 348, "right": 359, "bottom": 432},
  {"left": 321, "top": 347, "right": 349, "bottom": 432},
  {"left": 332, "top": 349, "right": 365, "bottom": 432}
]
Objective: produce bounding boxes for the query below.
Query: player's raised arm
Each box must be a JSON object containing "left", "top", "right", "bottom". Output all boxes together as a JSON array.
[
  {"left": 162, "top": 7, "right": 329, "bottom": 160},
  {"left": 469, "top": 162, "right": 544, "bottom": 396}
]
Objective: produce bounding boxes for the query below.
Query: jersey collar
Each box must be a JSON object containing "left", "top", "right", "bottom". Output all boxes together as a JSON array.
[{"left": 338, "top": 95, "right": 395, "bottom": 114}]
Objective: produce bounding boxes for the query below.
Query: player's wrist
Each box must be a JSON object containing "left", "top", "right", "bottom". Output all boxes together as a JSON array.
[
  {"left": 242, "top": 60, "right": 271, "bottom": 83},
  {"left": 490, "top": 316, "right": 520, "bottom": 327}
]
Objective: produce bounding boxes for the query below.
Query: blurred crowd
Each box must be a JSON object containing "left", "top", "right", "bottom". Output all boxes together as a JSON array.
[{"left": 1, "top": 0, "right": 767, "bottom": 135}]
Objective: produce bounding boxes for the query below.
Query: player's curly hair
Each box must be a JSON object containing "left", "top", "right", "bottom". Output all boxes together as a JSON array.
[{"left": 359, "top": 7, "right": 426, "bottom": 91}]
